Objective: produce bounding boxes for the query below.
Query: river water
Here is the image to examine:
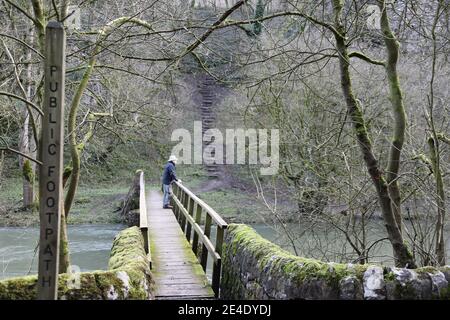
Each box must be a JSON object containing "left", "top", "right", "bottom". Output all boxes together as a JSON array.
[
  {"left": 1, "top": 222, "right": 449, "bottom": 281},
  {"left": 250, "top": 222, "right": 450, "bottom": 266},
  {"left": 0, "top": 224, "right": 124, "bottom": 280}
]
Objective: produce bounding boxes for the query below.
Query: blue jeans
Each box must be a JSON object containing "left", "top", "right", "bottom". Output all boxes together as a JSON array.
[{"left": 163, "top": 184, "right": 171, "bottom": 207}]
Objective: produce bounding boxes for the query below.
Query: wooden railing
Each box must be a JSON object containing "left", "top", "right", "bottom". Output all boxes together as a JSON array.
[
  {"left": 171, "top": 181, "right": 228, "bottom": 298},
  {"left": 124, "top": 170, "right": 151, "bottom": 268},
  {"left": 137, "top": 170, "right": 150, "bottom": 260}
]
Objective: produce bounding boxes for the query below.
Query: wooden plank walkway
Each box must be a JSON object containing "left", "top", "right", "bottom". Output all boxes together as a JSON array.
[{"left": 147, "top": 190, "right": 214, "bottom": 300}]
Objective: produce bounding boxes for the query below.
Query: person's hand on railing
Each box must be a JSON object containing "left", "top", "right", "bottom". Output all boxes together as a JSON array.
[{"left": 178, "top": 179, "right": 182, "bottom": 184}]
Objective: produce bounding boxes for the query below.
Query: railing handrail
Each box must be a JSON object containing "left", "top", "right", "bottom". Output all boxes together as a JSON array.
[
  {"left": 171, "top": 195, "right": 221, "bottom": 261},
  {"left": 171, "top": 181, "right": 228, "bottom": 298},
  {"left": 173, "top": 181, "right": 228, "bottom": 228}
]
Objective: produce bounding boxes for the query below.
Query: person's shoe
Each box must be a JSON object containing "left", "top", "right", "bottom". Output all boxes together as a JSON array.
[{"left": 163, "top": 205, "right": 173, "bottom": 209}]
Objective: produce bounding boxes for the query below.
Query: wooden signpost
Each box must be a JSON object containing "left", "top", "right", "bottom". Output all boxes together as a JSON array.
[{"left": 37, "top": 21, "right": 66, "bottom": 300}]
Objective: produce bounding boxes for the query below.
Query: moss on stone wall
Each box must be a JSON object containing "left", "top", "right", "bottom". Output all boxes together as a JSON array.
[
  {"left": 0, "top": 275, "right": 37, "bottom": 300},
  {"left": 108, "top": 226, "right": 153, "bottom": 299},
  {"left": 0, "top": 226, "right": 154, "bottom": 300},
  {"left": 222, "top": 224, "right": 450, "bottom": 300}
]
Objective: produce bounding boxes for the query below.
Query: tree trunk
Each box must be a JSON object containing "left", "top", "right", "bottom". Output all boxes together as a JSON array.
[
  {"left": 0, "top": 151, "right": 4, "bottom": 180},
  {"left": 331, "top": 0, "right": 415, "bottom": 268},
  {"left": 59, "top": 212, "right": 70, "bottom": 273},
  {"left": 427, "top": 1, "right": 446, "bottom": 267},
  {"left": 378, "top": 1, "right": 407, "bottom": 237},
  {"left": 19, "top": 110, "right": 33, "bottom": 208},
  {"left": 428, "top": 137, "right": 446, "bottom": 266},
  {"left": 58, "top": 176, "right": 72, "bottom": 274},
  {"left": 19, "top": 26, "right": 36, "bottom": 209}
]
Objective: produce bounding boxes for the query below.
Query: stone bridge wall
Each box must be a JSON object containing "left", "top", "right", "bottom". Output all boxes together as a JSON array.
[
  {"left": 0, "top": 226, "right": 153, "bottom": 300},
  {"left": 221, "top": 224, "right": 450, "bottom": 300}
]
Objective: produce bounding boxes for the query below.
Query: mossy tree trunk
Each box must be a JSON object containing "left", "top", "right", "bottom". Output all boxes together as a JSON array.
[
  {"left": 10, "top": 11, "right": 38, "bottom": 209},
  {"left": 19, "top": 113, "right": 34, "bottom": 208},
  {"left": 58, "top": 163, "right": 73, "bottom": 274},
  {"left": 22, "top": 160, "right": 34, "bottom": 207},
  {"left": 23, "top": 34, "right": 37, "bottom": 209},
  {"left": 426, "top": 1, "right": 446, "bottom": 266},
  {"left": 57, "top": 2, "right": 72, "bottom": 274},
  {"left": 253, "top": 0, "right": 265, "bottom": 36},
  {"left": 330, "top": 0, "right": 416, "bottom": 268},
  {"left": 427, "top": 137, "right": 446, "bottom": 265},
  {"left": 58, "top": 212, "right": 70, "bottom": 273},
  {"left": 378, "top": 1, "right": 406, "bottom": 237}
]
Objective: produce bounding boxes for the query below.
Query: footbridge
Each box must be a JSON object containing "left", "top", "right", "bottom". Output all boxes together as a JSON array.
[
  {"left": 125, "top": 170, "right": 450, "bottom": 300},
  {"left": 1, "top": 170, "right": 449, "bottom": 300},
  {"left": 129, "top": 170, "right": 227, "bottom": 299}
]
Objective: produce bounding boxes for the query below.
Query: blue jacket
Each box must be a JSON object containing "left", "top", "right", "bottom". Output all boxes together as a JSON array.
[{"left": 162, "top": 161, "right": 178, "bottom": 185}]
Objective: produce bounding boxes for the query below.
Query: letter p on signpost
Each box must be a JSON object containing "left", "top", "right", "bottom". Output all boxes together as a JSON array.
[{"left": 37, "top": 21, "right": 66, "bottom": 300}]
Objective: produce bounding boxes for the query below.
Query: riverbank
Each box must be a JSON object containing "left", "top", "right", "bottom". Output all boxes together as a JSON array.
[
  {"left": 0, "top": 178, "right": 277, "bottom": 227},
  {"left": 0, "top": 178, "right": 128, "bottom": 227},
  {"left": 1, "top": 172, "right": 439, "bottom": 228},
  {"left": 172, "top": 165, "right": 295, "bottom": 224},
  {"left": 0, "top": 167, "right": 275, "bottom": 227}
]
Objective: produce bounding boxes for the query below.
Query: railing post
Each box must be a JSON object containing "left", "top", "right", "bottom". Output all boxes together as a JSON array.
[
  {"left": 192, "top": 204, "right": 202, "bottom": 256},
  {"left": 177, "top": 187, "right": 184, "bottom": 224},
  {"left": 180, "top": 191, "right": 188, "bottom": 232},
  {"left": 169, "top": 183, "right": 174, "bottom": 208},
  {"left": 141, "top": 227, "right": 149, "bottom": 254},
  {"left": 185, "top": 197, "right": 195, "bottom": 242},
  {"left": 212, "top": 226, "right": 224, "bottom": 298},
  {"left": 171, "top": 184, "right": 178, "bottom": 219},
  {"left": 201, "top": 214, "right": 212, "bottom": 271}
]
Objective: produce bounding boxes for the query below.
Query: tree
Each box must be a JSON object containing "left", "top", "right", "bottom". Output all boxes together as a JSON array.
[
  {"left": 204, "top": 0, "right": 448, "bottom": 267},
  {"left": 1, "top": 0, "right": 250, "bottom": 273},
  {"left": 330, "top": 0, "right": 415, "bottom": 268}
]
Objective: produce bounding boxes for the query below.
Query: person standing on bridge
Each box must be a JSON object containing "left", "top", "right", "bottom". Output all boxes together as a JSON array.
[{"left": 162, "top": 155, "right": 181, "bottom": 209}]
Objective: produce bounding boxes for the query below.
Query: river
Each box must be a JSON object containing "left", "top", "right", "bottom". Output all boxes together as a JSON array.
[{"left": 0, "top": 224, "right": 124, "bottom": 280}]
